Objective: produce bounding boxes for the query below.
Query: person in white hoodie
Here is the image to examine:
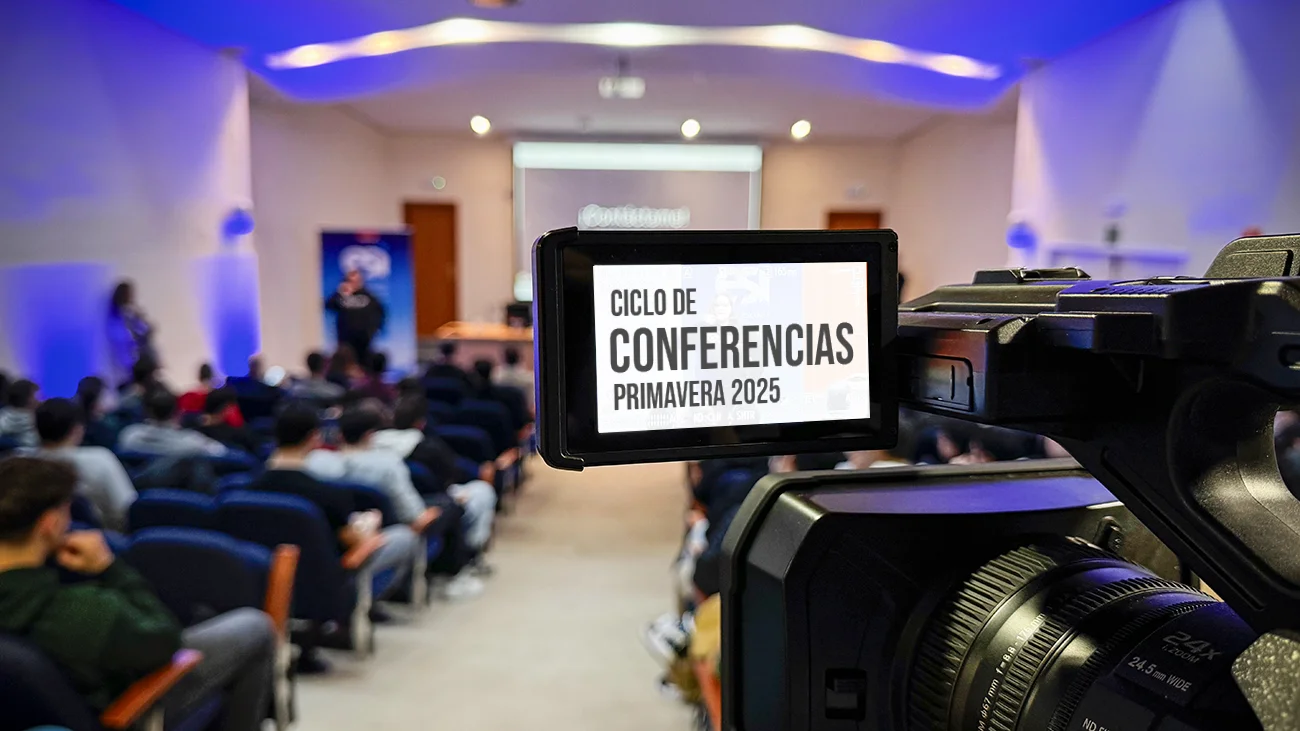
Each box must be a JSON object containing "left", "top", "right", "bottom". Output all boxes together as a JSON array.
[
  {"left": 372, "top": 395, "right": 497, "bottom": 555},
  {"left": 32, "top": 398, "right": 136, "bottom": 532},
  {"left": 0, "top": 380, "right": 40, "bottom": 448}
]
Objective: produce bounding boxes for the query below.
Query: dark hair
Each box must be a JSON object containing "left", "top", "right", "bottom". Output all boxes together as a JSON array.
[
  {"left": 131, "top": 356, "right": 158, "bottom": 386},
  {"left": 6, "top": 380, "right": 39, "bottom": 409},
  {"left": 0, "top": 457, "right": 77, "bottom": 543},
  {"left": 340, "top": 388, "right": 368, "bottom": 408},
  {"left": 247, "top": 355, "right": 263, "bottom": 377},
  {"left": 794, "top": 452, "right": 847, "bottom": 471},
  {"left": 473, "top": 359, "right": 493, "bottom": 383},
  {"left": 503, "top": 347, "right": 521, "bottom": 367},
  {"left": 369, "top": 351, "right": 388, "bottom": 376},
  {"left": 274, "top": 402, "right": 321, "bottom": 447},
  {"left": 204, "top": 386, "right": 238, "bottom": 415},
  {"left": 306, "top": 351, "right": 327, "bottom": 375},
  {"left": 396, "top": 377, "right": 423, "bottom": 396},
  {"left": 76, "top": 376, "right": 105, "bottom": 415},
  {"left": 198, "top": 363, "right": 214, "bottom": 383},
  {"left": 35, "top": 398, "right": 85, "bottom": 445},
  {"left": 144, "top": 389, "right": 179, "bottom": 422},
  {"left": 438, "top": 342, "right": 457, "bottom": 359},
  {"left": 338, "top": 405, "right": 383, "bottom": 445},
  {"left": 393, "top": 396, "right": 428, "bottom": 431},
  {"left": 110, "top": 280, "right": 134, "bottom": 313},
  {"left": 330, "top": 344, "right": 358, "bottom": 373},
  {"left": 0, "top": 372, "right": 11, "bottom": 401}
]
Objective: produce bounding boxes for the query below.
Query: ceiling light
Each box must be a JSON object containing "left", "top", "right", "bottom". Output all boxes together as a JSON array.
[
  {"left": 470, "top": 115, "right": 492, "bottom": 135},
  {"left": 265, "top": 20, "right": 1000, "bottom": 81},
  {"left": 790, "top": 120, "right": 812, "bottom": 140},
  {"left": 469, "top": 0, "right": 520, "bottom": 6},
  {"left": 598, "top": 76, "right": 646, "bottom": 99},
  {"left": 681, "top": 119, "right": 701, "bottom": 139}
]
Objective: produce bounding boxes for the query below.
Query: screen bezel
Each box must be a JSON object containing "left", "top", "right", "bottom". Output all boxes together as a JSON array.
[{"left": 534, "top": 227, "right": 898, "bottom": 469}]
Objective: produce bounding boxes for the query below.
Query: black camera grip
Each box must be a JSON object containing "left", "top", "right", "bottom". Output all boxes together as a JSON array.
[{"left": 1061, "top": 378, "right": 1300, "bottom": 634}]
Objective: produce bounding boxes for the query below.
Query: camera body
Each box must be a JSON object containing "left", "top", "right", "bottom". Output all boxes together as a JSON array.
[{"left": 531, "top": 230, "right": 1300, "bottom": 730}]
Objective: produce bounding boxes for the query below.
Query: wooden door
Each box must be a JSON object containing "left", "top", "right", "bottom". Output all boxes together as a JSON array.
[
  {"left": 404, "top": 202, "right": 458, "bottom": 336},
  {"left": 826, "top": 210, "right": 883, "bottom": 230}
]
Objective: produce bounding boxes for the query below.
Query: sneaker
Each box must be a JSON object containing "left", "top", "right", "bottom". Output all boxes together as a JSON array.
[
  {"left": 468, "top": 556, "right": 495, "bottom": 577},
  {"left": 440, "top": 573, "right": 486, "bottom": 600},
  {"left": 642, "top": 613, "right": 689, "bottom": 667}
]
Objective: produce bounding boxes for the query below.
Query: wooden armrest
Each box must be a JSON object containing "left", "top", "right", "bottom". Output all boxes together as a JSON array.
[
  {"left": 410, "top": 506, "right": 441, "bottom": 534},
  {"left": 341, "top": 533, "right": 387, "bottom": 571},
  {"left": 694, "top": 660, "right": 723, "bottom": 731},
  {"left": 494, "top": 447, "right": 520, "bottom": 470},
  {"left": 264, "top": 544, "right": 299, "bottom": 641},
  {"left": 101, "top": 649, "right": 203, "bottom": 729}
]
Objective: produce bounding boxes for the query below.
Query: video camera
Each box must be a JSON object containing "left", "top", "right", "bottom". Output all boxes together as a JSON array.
[{"left": 532, "top": 228, "right": 1300, "bottom": 731}]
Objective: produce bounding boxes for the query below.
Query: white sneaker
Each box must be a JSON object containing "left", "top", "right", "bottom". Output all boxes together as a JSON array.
[{"left": 439, "top": 573, "right": 486, "bottom": 600}]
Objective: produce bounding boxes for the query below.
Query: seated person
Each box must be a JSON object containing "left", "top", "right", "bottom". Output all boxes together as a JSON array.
[
  {"left": 197, "top": 387, "right": 260, "bottom": 456},
  {"left": 117, "top": 356, "right": 162, "bottom": 418},
  {"left": 177, "top": 363, "right": 215, "bottom": 415},
  {"left": 0, "top": 379, "right": 41, "bottom": 447},
  {"left": 0, "top": 457, "right": 275, "bottom": 731},
  {"left": 372, "top": 395, "right": 497, "bottom": 558},
  {"left": 76, "top": 376, "right": 124, "bottom": 449},
  {"left": 325, "top": 346, "right": 365, "bottom": 391},
  {"left": 289, "top": 351, "right": 345, "bottom": 404},
  {"left": 33, "top": 398, "right": 136, "bottom": 531},
  {"left": 357, "top": 352, "right": 397, "bottom": 405},
  {"left": 470, "top": 359, "right": 530, "bottom": 431},
  {"left": 494, "top": 346, "right": 534, "bottom": 413},
  {"left": 251, "top": 404, "right": 417, "bottom": 605},
  {"left": 225, "top": 356, "right": 280, "bottom": 410},
  {"left": 119, "top": 389, "right": 229, "bottom": 458},
  {"left": 309, "top": 403, "right": 483, "bottom": 599},
  {"left": 423, "top": 342, "right": 471, "bottom": 387}
]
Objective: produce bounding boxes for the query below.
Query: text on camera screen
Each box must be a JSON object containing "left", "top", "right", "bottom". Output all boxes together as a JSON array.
[{"left": 592, "top": 262, "right": 871, "bottom": 433}]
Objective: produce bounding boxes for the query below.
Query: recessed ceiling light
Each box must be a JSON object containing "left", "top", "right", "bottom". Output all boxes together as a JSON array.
[
  {"left": 470, "top": 0, "right": 520, "bottom": 6},
  {"left": 470, "top": 115, "right": 491, "bottom": 135},
  {"left": 681, "top": 119, "right": 701, "bottom": 139},
  {"left": 790, "top": 120, "right": 812, "bottom": 140}
]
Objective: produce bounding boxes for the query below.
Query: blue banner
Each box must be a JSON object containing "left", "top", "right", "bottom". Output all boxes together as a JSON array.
[{"left": 320, "top": 230, "right": 416, "bottom": 373}]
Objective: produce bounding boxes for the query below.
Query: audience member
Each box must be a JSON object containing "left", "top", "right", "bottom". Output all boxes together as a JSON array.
[
  {"left": 119, "top": 389, "right": 228, "bottom": 458},
  {"left": 0, "top": 372, "right": 11, "bottom": 408},
  {"left": 0, "top": 379, "right": 41, "bottom": 447},
  {"left": 325, "top": 345, "right": 364, "bottom": 391},
  {"left": 0, "top": 457, "right": 275, "bottom": 731},
  {"left": 75, "top": 376, "right": 122, "bottom": 449},
  {"left": 289, "top": 351, "right": 345, "bottom": 403},
  {"left": 470, "top": 358, "right": 531, "bottom": 431},
  {"left": 177, "top": 363, "right": 215, "bottom": 415},
  {"left": 117, "top": 356, "right": 162, "bottom": 416},
  {"left": 33, "top": 398, "right": 136, "bottom": 531},
  {"left": 197, "top": 387, "right": 260, "bottom": 455},
  {"left": 308, "top": 403, "right": 483, "bottom": 599},
  {"left": 494, "top": 347, "right": 534, "bottom": 412},
  {"left": 358, "top": 352, "right": 397, "bottom": 405},
  {"left": 107, "top": 280, "right": 157, "bottom": 389},
  {"left": 424, "top": 342, "right": 471, "bottom": 386},
  {"left": 373, "top": 396, "right": 497, "bottom": 557},
  {"left": 251, "top": 404, "right": 417, "bottom": 610}
]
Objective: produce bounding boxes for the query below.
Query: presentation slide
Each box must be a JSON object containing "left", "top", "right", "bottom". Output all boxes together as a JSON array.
[{"left": 593, "top": 261, "right": 871, "bottom": 434}]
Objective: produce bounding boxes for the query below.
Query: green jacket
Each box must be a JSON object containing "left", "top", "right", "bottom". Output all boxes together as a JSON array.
[{"left": 0, "top": 562, "right": 183, "bottom": 710}]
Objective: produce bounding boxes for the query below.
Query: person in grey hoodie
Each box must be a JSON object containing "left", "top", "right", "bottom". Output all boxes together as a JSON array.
[
  {"left": 118, "top": 390, "right": 228, "bottom": 458},
  {"left": 0, "top": 379, "right": 40, "bottom": 448},
  {"left": 33, "top": 398, "right": 137, "bottom": 532}
]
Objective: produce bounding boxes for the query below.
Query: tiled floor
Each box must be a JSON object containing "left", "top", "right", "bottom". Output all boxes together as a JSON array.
[{"left": 296, "top": 459, "right": 694, "bottom": 730}]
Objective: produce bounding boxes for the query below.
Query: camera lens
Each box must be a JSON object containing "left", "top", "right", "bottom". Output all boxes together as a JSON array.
[{"left": 907, "top": 540, "right": 1260, "bottom": 731}]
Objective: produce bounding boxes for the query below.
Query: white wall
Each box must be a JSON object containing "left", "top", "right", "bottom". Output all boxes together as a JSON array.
[
  {"left": 1014, "top": 0, "right": 1300, "bottom": 276},
  {"left": 385, "top": 136, "right": 515, "bottom": 323},
  {"left": 0, "top": 0, "right": 251, "bottom": 384},
  {"left": 893, "top": 117, "right": 1018, "bottom": 298},
  {"left": 249, "top": 103, "right": 400, "bottom": 368},
  {"left": 760, "top": 143, "right": 899, "bottom": 229}
]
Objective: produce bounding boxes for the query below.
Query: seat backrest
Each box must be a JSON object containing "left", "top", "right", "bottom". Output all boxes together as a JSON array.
[
  {"left": 432, "top": 424, "right": 495, "bottom": 465},
  {"left": 69, "top": 493, "right": 102, "bottom": 529},
  {"left": 0, "top": 633, "right": 99, "bottom": 731},
  {"left": 320, "top": 479, "right": 398, "bottom": 526},
  {"left": 124, "top": 528, "right": 270, "bottom": 626},
  {"left": 405, "top": 461, "right": 439, "bottom": 496},
  {"left": 128, "top": 489, "right": 217, "bottom": 532},
  {"left": 426, "top": 400, "right": 455, "bottom": 425},
  {"left": 705, "top": 468, "right": 765, "bottom": 520},
  {"left": 216, "top": 491, "right": 350, "bottom": 623},
  {"left": 451, "top": 399, "right": 514, "bottom": 454},
  {"left": 423, "top": 377, "right": 466, "bottom": 406},
  {"left": 488, "top": 384, "right": 530, "bottom": 430},
  {"left": 114, "top": 448, "right": 157, "bottom": 472},
  {"left": 215, "top": 471, "right": 257, "bottom": 492}
]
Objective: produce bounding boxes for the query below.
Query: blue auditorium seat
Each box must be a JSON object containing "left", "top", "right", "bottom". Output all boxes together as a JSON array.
[
  {"left": 426, "top": 399, "right": 455, "bottom": 425},
  {"left": 450, "top": 399, "right": 515, "bottom": 456},
  {"left": 128, "top": 489, "right": 217, "bottom": 532},
  {"left": 124, "top": 528, "right": 270, "bottom": 626},
  {"left": 318, "top": 479, "right": 435, "bottom": 607},
  {"left": 215, "top": 471, "right": 257, "bottom": 492},
  {"left": 202, "top": 449, "right": 261, "bottom": 476},
  {"left": 423, "top": 377, "right": 466, "bottom": 407},
  {"left": 216, "top": 491, "right": 377, "bottom": 657},
  {"left": 0, "top": 634, "right": 219, "bottom": 731},
  {"left": 433, "top": 424, "right": 496, "bottom": 466}
]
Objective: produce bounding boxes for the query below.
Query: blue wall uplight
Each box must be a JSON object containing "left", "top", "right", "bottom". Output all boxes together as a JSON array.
[{"left": 0, "top": 262, "right": 113, "bottom": 397}]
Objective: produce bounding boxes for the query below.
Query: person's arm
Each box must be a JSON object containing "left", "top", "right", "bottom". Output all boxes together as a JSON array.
[
  {"left": 189, "top": 431, "right": 229, "bottom": 457},
  {"left": 94, "top": 562, "right": 184, "bottom": 673},
  {"left": 93, "top": 450, "right": 138, "bottom": 531},
  {"left": 388, "top": 461, "right": 427, "bottom": 524},
  {"left": 325, "top": 291, "right": 344, "bottom": 312}
]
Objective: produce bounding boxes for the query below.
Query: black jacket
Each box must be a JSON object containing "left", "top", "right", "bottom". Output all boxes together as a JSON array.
[{"left": 326, "top": 287, "right": 385, "bottom": 341}]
